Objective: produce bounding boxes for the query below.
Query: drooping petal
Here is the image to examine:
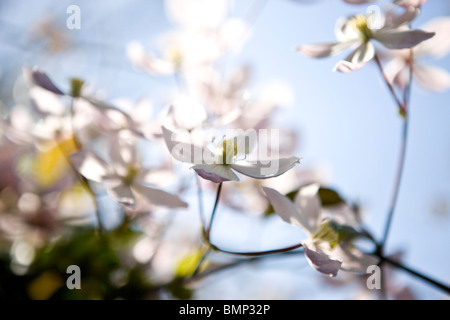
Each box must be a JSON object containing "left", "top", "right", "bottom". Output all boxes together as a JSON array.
[
  {"left": 414, "top": 65, "right": 450, "bottom": 92},
  {"left": 333, "top": 245, "right": 380, "bottom": 274},
  {"left": 132, "top": 184, "right": 188, "bottom": 208},
  {"left": 192, "top": 164, "right": 239, "bottom": 183},
  {"left": 294, "top": 183, "right": 322, "bottom": 234},
  {"left": 70, "top": 151, "right": 110, "bottom": 183},
  {"left": 333, "top": 42, "right": 375, "bottom": 73},
  {"left": 383, "top": 55, "right": 409, "bottom": 88},
  {"left": 348, "top": 42, "right": 376, "bottom": 65},
  {"left": 384, "top": 6, "right": 419, "bottom": 28},
  {"left": 106, "top": 182, "right": 135, "bottom": 207},
  {"left": 262, "top": 187, "right": 305, "bottom": 229},
  {"left": 230, "top": 157, "right": 300, "bottom": 179},
  {"left": 333, "top": 60, "right": 365, "bottom": 73},
  {"left": 297, "top": 40, "right": 358, "bottom": 59},
  {"left": 374, "top": 29, "right": 435, "bottom": 50},
  {"left": 29, "top": 87, "right": 66, "bottom": 116},
  {"left": 25, "top": 67, "right": 64, "bottom": 95},
  {"left": 303, "top": 241, "right": 342, "bottom": 278},
  {"left": 161, "top": 126, "right": 205, "bottom": 164}
]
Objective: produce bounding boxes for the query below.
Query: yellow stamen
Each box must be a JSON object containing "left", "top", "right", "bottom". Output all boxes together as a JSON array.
[{"left": 350, "top": 14, "right": 373, "bottom": 42}]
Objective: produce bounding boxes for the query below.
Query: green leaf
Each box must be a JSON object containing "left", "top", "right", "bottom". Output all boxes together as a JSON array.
[{"left": 318, "top": 187, "right": 345, "bottom": 207}]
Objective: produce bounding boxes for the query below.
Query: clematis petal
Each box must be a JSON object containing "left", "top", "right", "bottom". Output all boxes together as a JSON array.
[
  {"left": 333, "top": 42, "right": 375, "bottom": 73},
  {"left": 230, "top": 157, "right": 300, "bottom": 179},
  {"left": 127, "top": 41, "right": 176, "bottom": 76},
  {"left": 414, "top": 65, "right": 450, "bottom": 92},
  {"left": 415, "top": 17, "right": 450, "bottom": 59},
  {"left": 162, "top": 126, "right": 205, "bottom": 164},
  {"left": 333, "top": 245, "right": 380, "bottom": 274},
  {"left": 348, "top": 42, "right": 375, "bottom": 65},
  {"left": 294, "top": 183, "right": 322, "bottom": 234},
  {"left": 374, "top": 29, "right": 435, "bottom": 50},
  {"left": 297, "top": 40, "right": 358, "bottom": 59},
  {"left": 192, "top": 164, "right": 239, "bottom": 183},
  {"left": 303, "top": 241, "right": 342, "bottom": 278},
  {"left": 25, "top": 67, "right": 64, "bottom": 95},
  {"left": 333, "top": 60, "right": 365, "bottom": 73},
  {"left": 262, "top": 187, "right": 307, "bottom": 231},
  {"left": 132, "top": 184, "right": 188, "bottom": 208},
  {"left": 106, "top": 183, "right": 135, "bottom": 207},
  {"left": 70, "top": 151, "right": 110, "bottom": 183},
  {"left": 30, "top": 87, "right": 66, "bottom": 116},
  {"left": 383, "top": 55, "right": 408, "bottom": 88}
]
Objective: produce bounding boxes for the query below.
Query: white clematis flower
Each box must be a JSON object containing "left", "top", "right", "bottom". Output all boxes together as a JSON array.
[
  {"left": 263, "top": 184, "right": 378, "bottom": 277},
  {"left": 297, "top": 11, "right": 434, "bottom": 73},
  {"left": 162, "top": 126, "right": 301, "bottom": 183},
  {"left": 71, "top": 131, "right": 188, "bottom": 209}
]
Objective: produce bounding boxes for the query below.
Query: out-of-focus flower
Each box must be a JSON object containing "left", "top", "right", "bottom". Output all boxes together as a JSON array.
[
  {"left": 297, "top": 11, "right": 434, "bottom": 72},
  {"left": 383, "top": 17, "right": 450, "bottom": 92},
  {"left": 263, "top": 184, "right": 378, "bottom": 277},
  {"left": 162, "top": 126, "right": 301, "bottom": 183},
  {"left": 71, "top": 130, "right": 188, "bottom": 209},
  {"left": 128, "top": 0, "right": 248, "bottom": 77}
]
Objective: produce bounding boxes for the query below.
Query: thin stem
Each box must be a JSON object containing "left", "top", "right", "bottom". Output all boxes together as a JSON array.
[
  {"left": 209, "top": 242, "right": 303, "bottom": 257},
  {"left": 379, "top": 255, "right": 450, "bottom": 296},
  {"left": 373, "top": 53, "right": 406, "bottom": 115},
  {"left": 205, "top": 182, "right": 223, "bottom": 241},
  {"left": 196, "top": 175, "right": 206, "bottom": 231},
  {"left": 191, "top": 247, "right": 210, "bottom": 279},
  {"left": 380, "top": 118, "right": 408, "bottom": 249}
]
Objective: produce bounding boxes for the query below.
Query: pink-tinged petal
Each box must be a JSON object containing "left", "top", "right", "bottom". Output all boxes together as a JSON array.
[
  {"left": 230, "top": 157, "right": 300, "bottom": 179},
  {"left": 294, "top": 183, "right": 322, "bottom": 234},
  {"left": 161, "top": 126, "right": 205, "bottom": 164},
  {"left": 106, "top": 183, "right": 135, "bottom": 207},
  {"left": 383, "top": 55, "right": 408, "bottom": 88},
  {"left": 394, "top": 0, "right": 428, "bottom": 8},
  {"left": 349, "top": 42, "right": 376, "bottom": 65},
  {"left": 374, "top": 29, "right": 435, "bottom": 50},
  {"left": 108, "top": 130, "right": 139, "bottom": 175},
  {"left": 25, "top": 67, "right": 64, "bottom": 95},
  {"left": 414, "top": 65, "right": 450, "bottom": 92},
  {"left": 297, "top": 41, "right": 357, "bottom": 59},
  {"left": 334, "top": 245, "right": 380, "bottom": 273},
  {"left": 132, "top": 184, "right": 188, "bottom": 209},
  {"left": 333, "top": 42, "right": 374, "bottom": 73},
  {"left": 415, "top": 17, "right": 450, "bottom": 58},
  {"left": 385, "top": 6, "right": 419, "bottom": 28},
  {"left": 127, "top": 41, "right": 176, "bottom": 76},
  {"left": 192, "top": 164, "right": 239, "bottom": 183},
  {"left": 333, "top": 60, "right": 365, "bottom": 73},
  {"left": 303, "top": 241, "right": 342, "bottom": 278},
  {"left": 262, "top": 187, "right": 305, "bottom": 230},
  {"left": 70, "top": 151, "right": 110, "bottom": 183},
  {"left": 29, "top": 87, "right": 66, "bottom": 116}
]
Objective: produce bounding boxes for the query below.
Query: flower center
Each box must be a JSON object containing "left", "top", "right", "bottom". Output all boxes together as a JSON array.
[
  {"left": 123, "top": 165, "right": 140, "bottom": 186},
  {"left": 217, "top": 138, "right": 238, "bottom": 165},
  {"left": 350, "top": 14, "right": 373, "bottom": 42},
  {"left": 166, "top": 47, "right": 183, "bottom": 69},
  {"left": 312, "top": 220, "right": 359, "bottom": 249}
]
